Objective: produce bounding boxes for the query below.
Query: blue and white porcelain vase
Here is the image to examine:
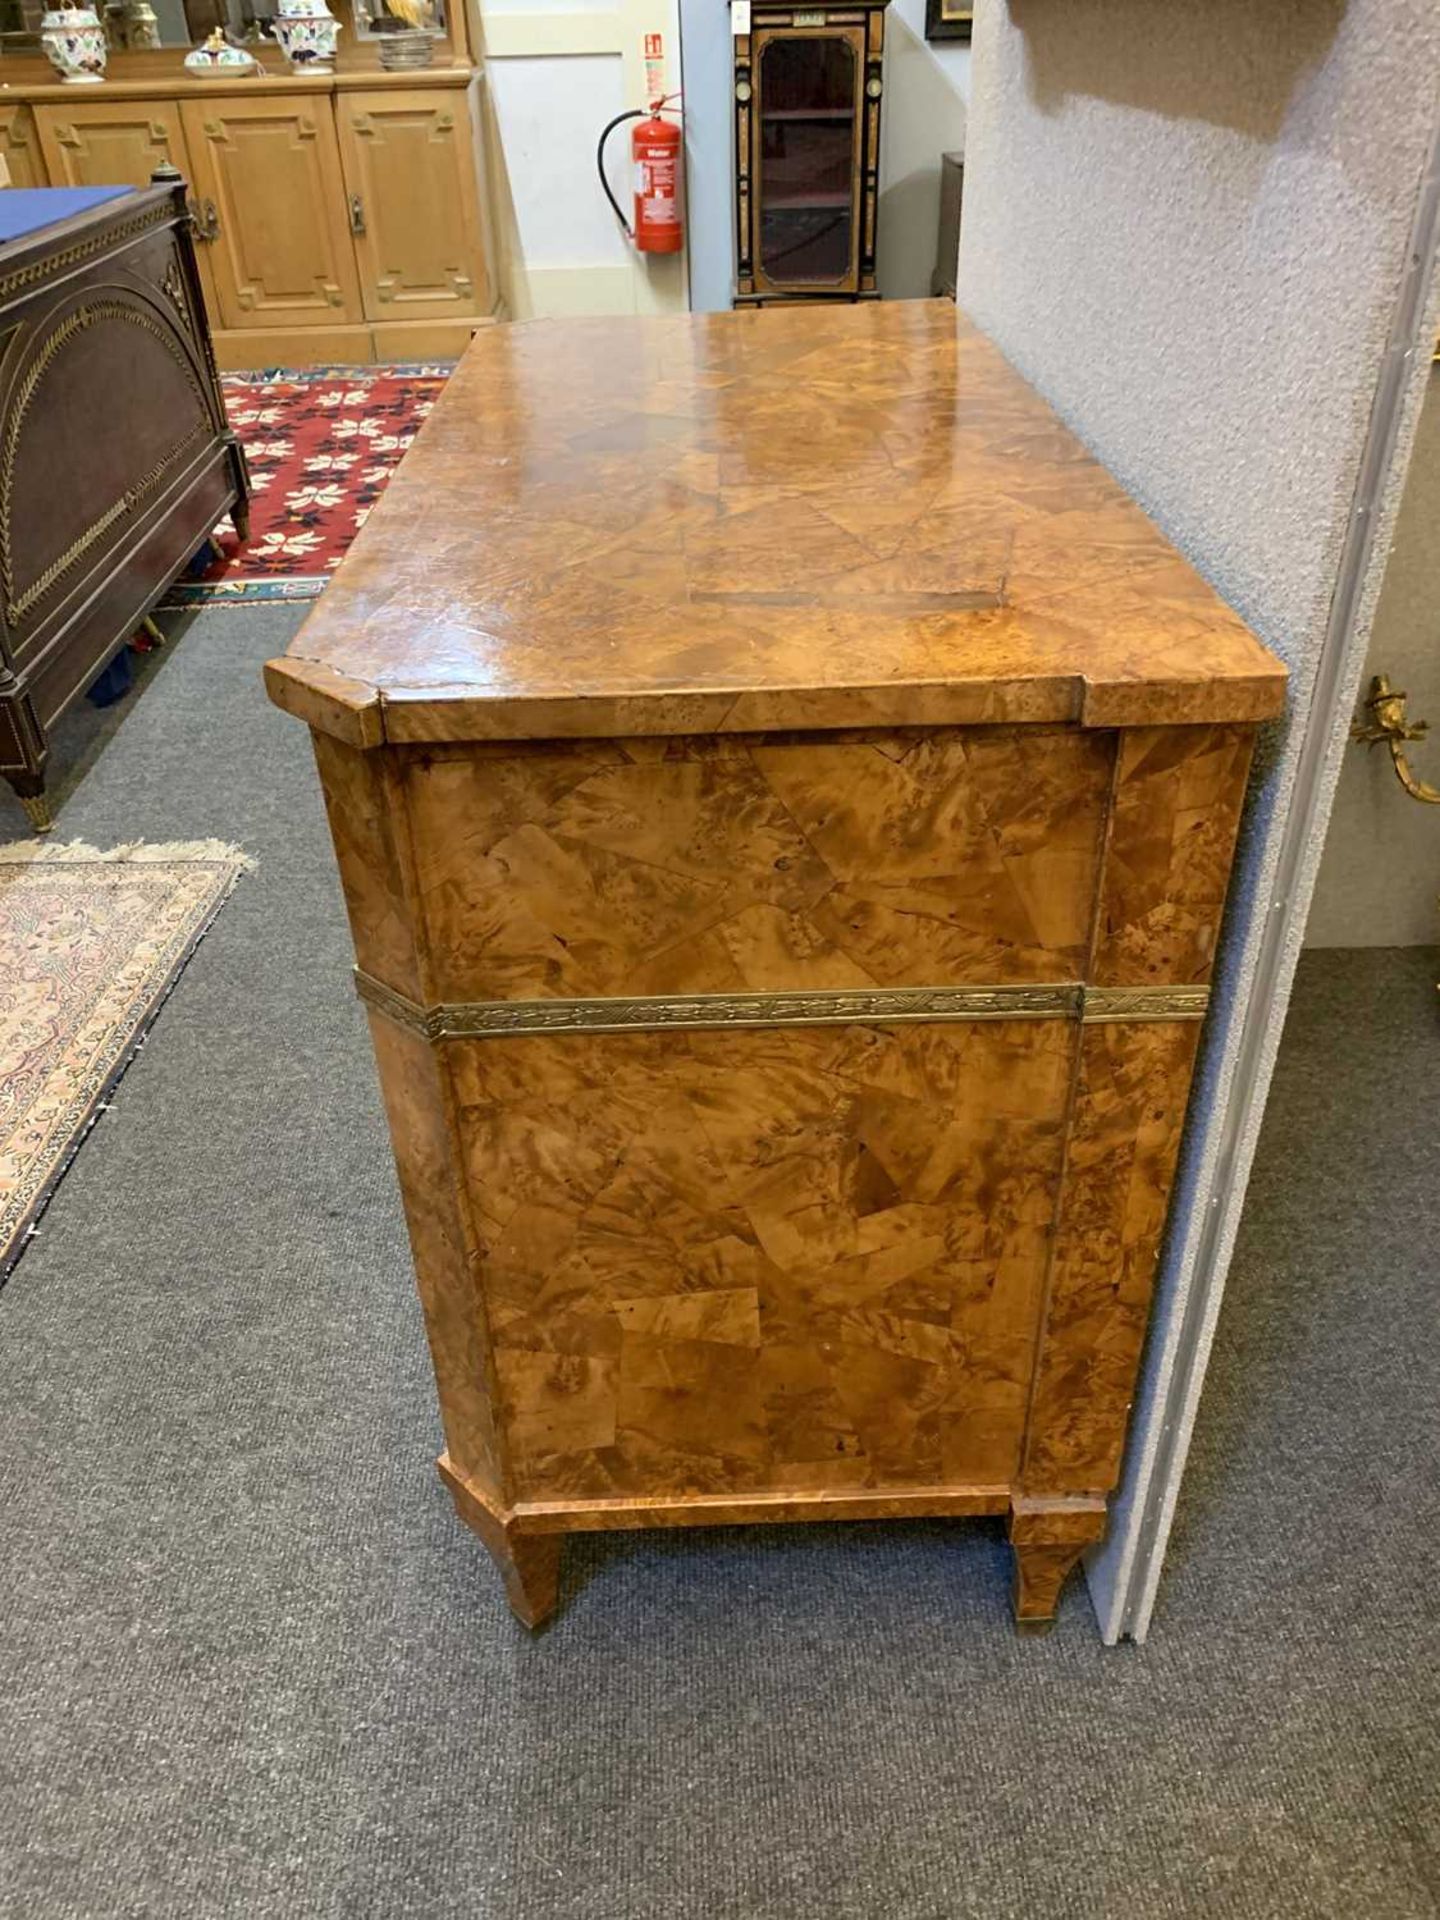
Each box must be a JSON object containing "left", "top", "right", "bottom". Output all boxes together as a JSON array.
[
  {"left": 40, "top": 6, "right": 107, "bottom": 82},
  {"left": 273, "top": 0, "right": 340, "bottom": 73}
]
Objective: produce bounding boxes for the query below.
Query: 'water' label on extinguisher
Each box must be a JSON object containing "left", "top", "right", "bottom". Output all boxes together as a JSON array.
[{"left": 636, "top": 148, "right": 678, "bottom": 225}]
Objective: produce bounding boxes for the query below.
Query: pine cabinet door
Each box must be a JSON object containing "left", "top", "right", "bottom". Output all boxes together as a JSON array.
[
  {"left": 337, "top": 87, "right": 490, "bottom": 324},
  {"left": 0, "top": 106, "right": 44, "bottom": 189},
  {"left": 34, "top": 100, "right": 185, "bottom": 190},
  {"left": 179, "top": 96, "right": 363, "bottom": 331},
  {"left": 32, "top": 100, "right": 222, "bottom": 319}
]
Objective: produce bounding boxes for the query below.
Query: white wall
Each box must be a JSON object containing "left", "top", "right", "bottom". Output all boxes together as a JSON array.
[
  {"left": 474, "top": 0, "right": 688, "bottom": 317},
  {"left": 1306, "top": 362, "right": 1440, "bottom": 948},
  {"left": 486, "top": 53, "right": 631, "bottom": 289},
  {"left": 958, "top": 0, "right": 1440, "bottom": 1639},
  {"left": 877, "top": 0, "right": 968, "bottom": 298}
]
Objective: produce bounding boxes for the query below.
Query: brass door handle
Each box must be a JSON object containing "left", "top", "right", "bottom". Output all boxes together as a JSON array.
[
  {"left": 1352, "top": 673, "right": 1440, "bottom": 805},
  {"left": 192, "top": 197, "right": 221, "bottom": 243},
  {"left": 349, "top": 193, "right": 366, "bottom": 236}
]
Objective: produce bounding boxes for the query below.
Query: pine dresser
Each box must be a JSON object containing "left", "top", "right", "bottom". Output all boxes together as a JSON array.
[{"left": 265, "top": 300, "right": 1287, "bottom": 1634}]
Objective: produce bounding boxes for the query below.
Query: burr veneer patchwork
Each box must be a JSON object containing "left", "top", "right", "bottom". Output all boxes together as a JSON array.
[{"left": 269, "top": 301, "right": 1285, "bottom": 1633}]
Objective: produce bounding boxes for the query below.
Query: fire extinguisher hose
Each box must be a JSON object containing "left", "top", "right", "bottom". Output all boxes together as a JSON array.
[{"left": 597, "top": 109, "right": 646, "bottom": 239}]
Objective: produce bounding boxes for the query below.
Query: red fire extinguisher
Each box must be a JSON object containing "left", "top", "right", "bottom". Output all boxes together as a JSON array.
[{"left": 597, "top": 94, "right": 684, "bottom": 255}]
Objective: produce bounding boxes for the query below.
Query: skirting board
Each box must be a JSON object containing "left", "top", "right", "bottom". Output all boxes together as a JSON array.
[
  {"left": 507, "top": 261, "right": 688, "bottom": 321},
  {"left": 211, "top": 317, "right": 496, "bottom": 372}
]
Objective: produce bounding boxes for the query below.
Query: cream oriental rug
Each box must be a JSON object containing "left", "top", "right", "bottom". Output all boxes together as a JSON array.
[{"left": 0, "top": 839, "right": 253, "bottom": 1284}]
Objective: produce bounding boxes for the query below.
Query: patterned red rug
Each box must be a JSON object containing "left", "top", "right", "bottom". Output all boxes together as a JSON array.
[{"left": 162, "top": 364, "right": 450, "bottom": 608}]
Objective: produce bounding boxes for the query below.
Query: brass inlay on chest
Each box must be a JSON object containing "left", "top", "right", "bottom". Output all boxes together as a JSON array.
[
  {"left": 354, "top": 970, "right": 1210, "bottom": 1040},
  {"left": 0, "top": 203, "right": 171, "bottom": 303},
  {"left": 1080, "top": 985, "right": 1211, "bottom": 1023}
]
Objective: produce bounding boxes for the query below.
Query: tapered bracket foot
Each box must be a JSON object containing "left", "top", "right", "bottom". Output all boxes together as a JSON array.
[
  {"left": 494, "top": 1532, "right": 563, "bottom": 1629},
  {"left": 1009, "top": 1496, "right": 1107, "bottom": 1638},
  {"left": 438, "top": 1451, "right": 564, "bottom": 1629},
  {"left": 1013, "top": 1612, "right": 1058, "bottom": 1639}
]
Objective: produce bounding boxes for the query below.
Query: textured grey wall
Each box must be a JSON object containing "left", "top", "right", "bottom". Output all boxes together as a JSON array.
[
  {"left": 1307, "top": 363, "right": 1440, "bottom": 947},
  {"left": 958, "top": 0, "right": 1440, "bottom": 1637}
]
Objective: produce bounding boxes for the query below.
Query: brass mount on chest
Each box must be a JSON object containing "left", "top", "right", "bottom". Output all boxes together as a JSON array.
[{"left": 354, "top": 969, "right": 1211, "bottom": 1040}]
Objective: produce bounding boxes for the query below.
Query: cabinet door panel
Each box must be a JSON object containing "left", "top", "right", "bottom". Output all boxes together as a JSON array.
[
  {"left": 338, "top": 87, "right": 489, "bottom": 324},
  {"left": 179, "top": 97, "right": 363, "bottom": 330},
  {"left": 34, "top": 100, "right": 185, "bottom": 190},
  {"left": 0, "top": 106, "right": 45, "bottom": 189},
  {"left": 32, "top": 100, "right": 221, "bottom": 320}
]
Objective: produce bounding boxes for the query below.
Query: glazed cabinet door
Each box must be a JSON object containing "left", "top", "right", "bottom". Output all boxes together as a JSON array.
[
  {"left": 0, "top": 106, "right": 45, "bottom": 188},
  {"left": 336, "top": 88, "right": 490, "bottom": 323},
  {"left": 178, "top": 96, "right": 363, "bottom": 330},
  {"left": 750, "top": 24, "right": 867, "bottom": 297}
]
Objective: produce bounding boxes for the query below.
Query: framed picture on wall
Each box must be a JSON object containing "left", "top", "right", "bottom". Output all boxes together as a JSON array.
[{"left": 925, "top": 0, "right": 972, "bottom": 40}]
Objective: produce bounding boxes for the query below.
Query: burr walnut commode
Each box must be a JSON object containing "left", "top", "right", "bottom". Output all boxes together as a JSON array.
[{"left": 266, "top": 301, "right": 1286, "bottom": 1634}]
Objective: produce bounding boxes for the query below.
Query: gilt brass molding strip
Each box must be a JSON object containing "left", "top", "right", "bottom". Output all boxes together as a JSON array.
[
  {"left": 1080, "top": 985, "right": 1211, "bottom": 1024},
  {"left": 354, "top": 970, "right": 1210, "bottom": 1039},
  {"left": 0, "top": 202, "right": 172, "bottom": 304}
]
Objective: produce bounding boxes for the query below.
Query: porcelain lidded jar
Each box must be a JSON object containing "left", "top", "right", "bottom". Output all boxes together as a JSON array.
[
  {"left": 183, "top": 26, "right": 259, "bottom": 75},
  {"left": 273, "top": 0, "right": 340, "bottom": 73},
  {"left": 124, "top": 0, "right": 161, "bottom": 50},
  {"left": 40, "top": 6, "right": 108, "bottom": 82}
]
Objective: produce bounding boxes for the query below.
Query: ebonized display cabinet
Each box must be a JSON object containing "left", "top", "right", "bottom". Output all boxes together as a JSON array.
[{"left": 733, "top": 0, "right": 889, "bottom": 306}]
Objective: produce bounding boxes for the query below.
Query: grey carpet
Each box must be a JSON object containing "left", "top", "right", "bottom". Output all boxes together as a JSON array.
[
  {"left": 0, "top": 606, "right": 1435, "bottom": 1920},
  {"left": 0, "top": 637, "right": 173, "bottom": 829}
]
